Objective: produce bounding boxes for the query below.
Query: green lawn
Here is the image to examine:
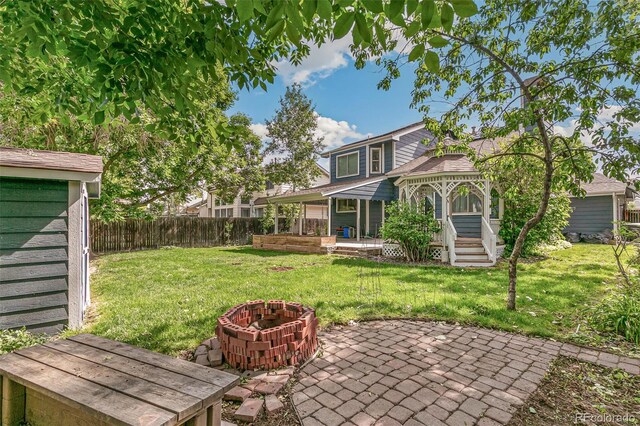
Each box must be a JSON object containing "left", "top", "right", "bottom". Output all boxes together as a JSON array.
[{"left": 85, "top": 244, "right": 618, "bottom": 356}]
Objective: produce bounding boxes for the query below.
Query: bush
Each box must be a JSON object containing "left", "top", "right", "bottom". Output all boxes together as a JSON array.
[
  {"left": 380, "top": 200, "right": 441, "bottom": 262},
  {"left": 0, "top": 328, "right": 48, "bottom": 354},
  {"left": 589, "top": 290, "right": 640, "bottom": 345}
]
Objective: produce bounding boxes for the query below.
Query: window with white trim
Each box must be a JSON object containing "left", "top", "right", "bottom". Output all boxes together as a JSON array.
[
  {"left": 336, "top": 152, "right": 359, "bottom": 178},
  {"left": 370, "top": 147, "right": 382, "bottom": 174},
  {"left": 452, "top": 192, "right": 482, "bottom": 214},
  {"left": 336, "top": 199, "right": 357, "bottom": 213}
]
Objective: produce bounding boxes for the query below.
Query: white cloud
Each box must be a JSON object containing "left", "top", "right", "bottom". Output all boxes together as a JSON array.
[
  {"left": 314, "top": 113, "right": 367, "bottom": 151},
  {"left": 554, "top": 105, "right": 640, "bottom": 146},
  {"left": 249, "top": 123, "right": 269, "bottom": 141},
  {"left": 274, "top": 37, "right": 353, "bottom": 87}
]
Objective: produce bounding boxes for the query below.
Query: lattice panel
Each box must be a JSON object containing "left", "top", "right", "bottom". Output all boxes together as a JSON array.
[
  {"left": 382, "top": 242, "right": 404, "bottom": 258},
  {"left": 429, "top": 247, "right": 442, "bottom": 260}
]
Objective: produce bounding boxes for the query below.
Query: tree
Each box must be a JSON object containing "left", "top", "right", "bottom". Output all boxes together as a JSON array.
[
  {"left": 264, "top": 84, "right": 324, "bottom": 190},
  {"left": 0, "top": 87, "right": 264, "bottom": 221},
  {"left": 354, "top": 0, "right": 640, "bottom": 310},
  {"left": 0, "top": 1, "right": 467, "bottom": 149}
]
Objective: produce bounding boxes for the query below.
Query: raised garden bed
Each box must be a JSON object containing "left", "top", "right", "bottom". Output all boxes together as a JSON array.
[{"left": 253, "top": 234, "right": 336, "bottom": 254}]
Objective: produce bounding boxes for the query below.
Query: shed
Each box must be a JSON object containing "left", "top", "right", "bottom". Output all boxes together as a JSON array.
[{"left": 0, "top": 147, "right": 103, "bottom": 334}]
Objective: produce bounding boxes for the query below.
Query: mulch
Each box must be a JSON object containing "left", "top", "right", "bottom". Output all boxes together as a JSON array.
[{"left": 508, "top": 356, "right": 640, "bottom": 425}]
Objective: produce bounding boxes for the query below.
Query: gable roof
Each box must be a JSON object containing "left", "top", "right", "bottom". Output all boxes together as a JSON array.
[
  {"left": 580, "top": 173, "right": 628, "bottom": 195},
  {"left": 0, "top": 147, "right": 103, "bottom": 173},
  {"left": 320, "top": 122, "right": 425, "bottom": 157}
]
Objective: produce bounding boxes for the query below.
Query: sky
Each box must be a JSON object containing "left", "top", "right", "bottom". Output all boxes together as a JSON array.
[{"left": 228, "top": 36, "right": 423, "bottom": 158}]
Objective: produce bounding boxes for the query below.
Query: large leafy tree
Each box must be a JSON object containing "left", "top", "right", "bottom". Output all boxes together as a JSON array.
[
  {"left": 0, "top": 1, "right": 469, "bottom": 148},
  {"left": 353, "top": 0, "right": 639, "bottom": 309},
  {"left": 264, "top": 84, "right": 324, "bottom": 190}
]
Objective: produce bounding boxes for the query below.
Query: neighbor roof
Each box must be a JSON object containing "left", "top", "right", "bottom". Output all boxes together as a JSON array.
[
  {"left": 0, "top": 147, "right": 103, "bottom": 173},
  {"left": 580, "top": 173, "right": 628, "bottom": 195},
  {"left": 321, "top": 121, "right": 425, "bottom": 157}
]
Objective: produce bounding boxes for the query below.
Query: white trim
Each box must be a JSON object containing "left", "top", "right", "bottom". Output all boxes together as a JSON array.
[
  {"left": 356, "top": 199, "right": 361, "bottom": 241},
  {"left": 335, "top": 151, "right": 360, "bottom": 179},
  {"left": 0, "top": 166, "right": 101, "bottom": 193},
  {"left": 323, "top": 177, "right": 386, "bottom": 196},
  {"left": 327, "top": 197, "right": 332, "bottom": 236},
  {"left": 369, "top": 147, "right": 382, "bottom": 175},
  {"left": 365, "top": 147, "right": 369, "bottom": 178},
  {"left": 68, "top": 181, "right": 83, "bottom": 329}
]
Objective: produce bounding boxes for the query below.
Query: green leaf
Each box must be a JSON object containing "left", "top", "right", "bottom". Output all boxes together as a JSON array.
[
  {"left": 285, "top": 23, "right": 301, "bottom": 46},
  {"left": 265, "top": 1, "right": 286, "bottom": 30},
  {"left": 94, "top": 110, "right": 105, "bottom": 125},
  {"left": 333, "top": 12, "right": 355, "bottom": 39},
  {"left": 301, "top": 0, "right": 317, "bottom": 21},
  {"left": 267, "top": 19, "right": 286, "bottom": 42},
  {"left": 362, "top": 0, "right": 384, "bottom": 14},
  {"left": 406, "top": 0, "right": 419, "bottom": 16},
  {"left": 236, "top": 0, "right": 254, "bottom": 22},
  {"left": 421, "top": 0, "right": 435, "bottom": 28},
  {"left": 387, "top": 0, "right": 405, "bottom": 20},
  {"left": 404, "top": 20, "right": 421, "bottom": 37},
  {"left": 354, "top": 13, "right": 372, "bottom": 43},
  {"left": 441, "top": 3, "right": 454, "bottom": 31},
  {"left": 316, "top": 0, "right": 332, "bottom": 20},
  {"left": 424, "top": 50, "right": 440, "bottom": 72},
  {"left": 408, "top": 43, "right": 425, "bottom": 62},
  {"left": 428, "top": 35, "right": 448, "bottom": 48},
  {"left": 450, "top": 0, "right": 478, "bottom": 18}
]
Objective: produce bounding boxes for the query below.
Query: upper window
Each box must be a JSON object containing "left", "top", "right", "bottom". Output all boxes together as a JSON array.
[
  {"left": 452, "top": 193, "right": 482, "bottom": 214},
  {"left": 336, "top": 152, "right": 359, "bottom": 178},
  {"left": 370, "top": 147, "right": 382, "bottom": 174}
]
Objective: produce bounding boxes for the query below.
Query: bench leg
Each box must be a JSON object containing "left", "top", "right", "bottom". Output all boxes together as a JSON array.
[
  {"left": 1, "top": 376, "right": 25, "bottom": 426},
  {"left": 207, "top": 400, "right": 221, "bottom": 426}
]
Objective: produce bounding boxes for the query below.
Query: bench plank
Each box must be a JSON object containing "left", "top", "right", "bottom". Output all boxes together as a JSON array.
[
  {"left": 0, "top": 353, "right": 176, "bottom": 426},
  {"left": 44, "top": 339, "right": 222, "bottom": 406},
  {"left": 69, "top": 334, "right": 238, "bottom": 397},
  {"left": 17, "top": 345, "right": 202, "bottom": 421}
]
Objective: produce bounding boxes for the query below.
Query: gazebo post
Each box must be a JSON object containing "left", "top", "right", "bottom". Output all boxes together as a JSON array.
[
  {"left": 484, "top": 178, "right": 491, "bottom": 222},
  {"left": 274, "top": 203, "right": 279, "bottom": 234},
  {"left": 327, "top": 197, "right": 332, "bottom": 236}
]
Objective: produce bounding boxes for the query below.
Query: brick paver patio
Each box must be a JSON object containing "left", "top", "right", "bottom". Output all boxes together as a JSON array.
[{"left": 292, "top": 320, "right": 640, "bottom": 426}]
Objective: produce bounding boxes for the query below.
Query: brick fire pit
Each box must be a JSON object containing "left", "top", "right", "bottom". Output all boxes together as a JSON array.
[{"left": 216, "top": 300, "right": 318, "bottom": 370}]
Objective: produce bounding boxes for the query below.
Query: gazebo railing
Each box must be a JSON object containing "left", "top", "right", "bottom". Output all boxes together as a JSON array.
[
  {"left": 481, "top": 216, "right": 497, "bottom": 263},
  {"left": 444, "top": 217, "right": 457, "bottom": 265}
]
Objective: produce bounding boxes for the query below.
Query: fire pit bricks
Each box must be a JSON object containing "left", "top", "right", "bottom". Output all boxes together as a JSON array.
[{"left": 216, "top": 300, "right": 318, "bottom": 370}]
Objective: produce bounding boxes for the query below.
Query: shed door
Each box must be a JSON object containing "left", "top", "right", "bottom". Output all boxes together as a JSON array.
[{"left": 0, "top": 177, "right": 69, "bottom": 334}]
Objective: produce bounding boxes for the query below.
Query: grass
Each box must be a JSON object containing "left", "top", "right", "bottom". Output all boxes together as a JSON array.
[{"left": 85, "top": 244, "right": 619, "bottom": 356}]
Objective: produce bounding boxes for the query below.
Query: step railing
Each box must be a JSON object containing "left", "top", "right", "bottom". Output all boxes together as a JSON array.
[
  {"left": 444, "top": 217, "right": 457, "bottom": 265},
  {"left": 481, "top": 216, "right": 497, "bottom": 263}
]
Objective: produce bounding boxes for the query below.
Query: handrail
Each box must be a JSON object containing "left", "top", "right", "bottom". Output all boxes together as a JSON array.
[
  {"left": 445, "top": 217, "right": 457, "bottom": 265},
  {"left": 481, "top": 216, "right": 497, "bottom": 263}
]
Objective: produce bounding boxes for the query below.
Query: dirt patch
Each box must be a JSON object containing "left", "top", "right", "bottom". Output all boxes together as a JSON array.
[
  {"left": 269, "top": 266, "right": 295, "bottom": 272},
  {"left": 508, "top": 356, "right": 640, "bottom": 426},
  {"left": 221, "top": 374, "right": 301, "bottom": 425}
]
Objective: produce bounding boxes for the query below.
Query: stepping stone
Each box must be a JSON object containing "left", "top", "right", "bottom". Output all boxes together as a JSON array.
[
  {"left": 208, "top": 349, "right": 223, "bottom": 367},
  {"left": 221, "top": 422, "right": 237, "bottom": 426},
  {"left": 255, "top": 381, "right": 285, "bottom": 395},
  {"left": 195, "top": 354, "right": 209, "bottom": 366},
  {"left": 224, "top": 386, "right": 252, "bottom": 402},
  {"left": 274, "top": 366, "right": 295, "bottom": 376},
  {"left": 234, "top": 398, "right": 264, "bottom": 422},
  {"left": 265, "top": 394, "right": 284, "bottom": 415},
  {"left": 263, "top": 374, "right": 289, "bottom": 384},
  {"left": 194, "top": 345, "right": 208, "bottom": 356}
]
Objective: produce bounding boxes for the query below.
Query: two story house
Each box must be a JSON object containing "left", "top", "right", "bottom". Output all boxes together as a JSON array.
[{"left": 267, "top": 122, "right": 632, "bottom": 267}]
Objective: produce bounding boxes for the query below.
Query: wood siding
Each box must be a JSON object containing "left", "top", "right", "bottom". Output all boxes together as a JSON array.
[
  {"left": 330, "top": 146, "right": 367, "bottom": 183},
  {"left": 331, "top": 180, "right": 395, "bottom": 201},
  {"left": 394, "top": 129, "right": 434, "bottom": 167},
  {"left": 0, "top": 177, "right": 69, "bottom": 334},
  {"left": 564, "top": 195, "right": 614, "bottom": 234}
]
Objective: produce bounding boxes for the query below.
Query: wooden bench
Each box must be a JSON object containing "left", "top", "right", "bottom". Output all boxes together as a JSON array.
[{"left": 0, "top": 334, "right": 239, "bottom": 426}]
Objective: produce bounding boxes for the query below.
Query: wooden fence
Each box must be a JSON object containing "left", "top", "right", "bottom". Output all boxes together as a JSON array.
[
  {"left": 624, "top": 208, "right": 640, "bottom": 224},
  {"left": 91, "top": 217, "right": 328, "bottom": 253}
]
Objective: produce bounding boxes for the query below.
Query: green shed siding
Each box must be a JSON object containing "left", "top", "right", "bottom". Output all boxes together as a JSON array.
[{"left": 0, "top": 177, "right": 69, "bottom": 334}]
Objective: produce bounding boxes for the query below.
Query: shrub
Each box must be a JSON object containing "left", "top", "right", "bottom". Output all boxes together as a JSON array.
[
  {"left": 380, "top": 200, "right": 441, "bottom": 262},
  {"left": 589, "top": 290, "right": 640, "bottom": 345},
  {"left": 0, "top": 328, "right": 48, "bottom": 355}
]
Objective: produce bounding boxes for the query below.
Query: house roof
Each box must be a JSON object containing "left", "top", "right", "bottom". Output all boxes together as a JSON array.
[
  {"left": 320, "top": 122, "right": 425, "bottom": 157},
  {"left": 387, "top": 154, "right": 478, "bottom": 178},
  {"left": 0, "top": 147, "right": 103, "bottom": 173},
  {"left": 580, "top": 173, "right": 628, "bottom": 195},
  {"left": 265, "top": 176, "right": 387, "bottom": 203}
]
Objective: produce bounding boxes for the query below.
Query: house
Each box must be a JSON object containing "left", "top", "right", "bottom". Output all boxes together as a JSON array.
[
  {"left": 0, "top": 147, "right": 103, "bottom": 333},
  {"left": 267, "top": 123, "right": 633, "bottom": 266},
  {"left": 198, "top": 165, "right": 330, "bottom": 220}
]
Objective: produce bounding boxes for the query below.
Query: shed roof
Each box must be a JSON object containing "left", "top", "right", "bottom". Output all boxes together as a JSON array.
[{"left": 0, "top": 147, "right": 103, "bottom": 173}]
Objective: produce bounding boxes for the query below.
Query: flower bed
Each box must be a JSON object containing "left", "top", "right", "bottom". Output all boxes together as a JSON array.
[{"left": 216, "top": 300, "right": 318, "bottom": 370}]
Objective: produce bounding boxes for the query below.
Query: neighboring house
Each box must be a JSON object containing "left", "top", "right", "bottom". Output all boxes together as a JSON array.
[
  {"left": 198, "top": 165, "right": 330, "bottom": 219},
  {"left": 0, "top": 147, "right": 103, "bottom": 333},
  {"left": 268, "top": 122, "right": 633, "bottom": 266}
]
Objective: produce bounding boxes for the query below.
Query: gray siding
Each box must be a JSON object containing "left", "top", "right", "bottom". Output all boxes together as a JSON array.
[
  {"left": 0, "top": 177, "right": 69, "bottom": 334},
  {"left": 332, "top": 180, "right": 395, "bottom": 201},
  {"left": 452, "top": 215, "right": 481, "bottom": 238},
  {"left": 369, "top": 200, "right": 383, "bottom": 236},
  {"left": 395, "top": 129, "right": 434, "bottom": 167},
  {"left": 384, "top": 142, "right": 393, "bottom": 173},
  {"left": 564, "top": 195, "right": 613, "bottom": 234},
  {"left": 330, "top": 200, "right": 383, "bottom": 237}
]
